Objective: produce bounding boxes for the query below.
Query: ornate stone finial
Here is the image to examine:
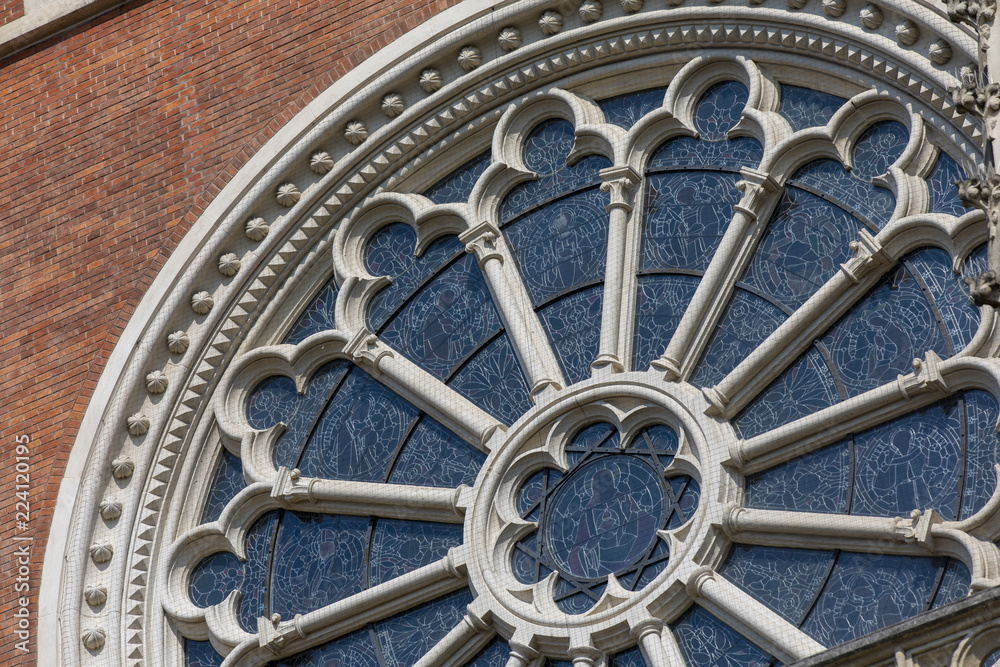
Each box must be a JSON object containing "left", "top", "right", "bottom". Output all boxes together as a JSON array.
[
  {"left": 245, "top": 216, "right": 270, "bottom": 242},
  {"left": 620, "top": 0, "right": 644, "bottom": 12},
  {"left": 345, "top": 121, "right": 368, "bottom": 145},
  {"left": 895, "top": 19, "right": 920, "bottom": 45},
  {"left": 823, "top": 0, "right": 847, "bottom": 16},
  {"left": 965, "top": 270, "right": 1000, "bottom": 307},
  {"left": 111, "top": 457, "right": 134, "bottom": 480},
  {"left": 145, "top": 370, "right": 169, "bottom": 395},
  {"left": 84, "top": 583, "right": 108, "bottom": 607},
  {"left": 99, "top": 497, "right": 123, "bottom": 521},
  {"left": 498, "top": 27, "right": 522, "bottom": 51},
  {"left": 419, "top": 68, "right": 443, "bottom": 93},
  {"left": 166, "top": 330, "right": 190, "bottom": 354},
  {"left": 579, "top": 0, "right": 604, "bottom": 20},
  {"left": 929, "top": 39, "right": 954, "bottom": 64},
  {"left": 538, "top": 10, "right": 564, "bottom": 35},
  {"left": 859, "top": 3, "right": 884, "bottom": 28},
  {"left": 950, "top": 67, "right": 1000, "bottom": 121},
  {"left": 458, "top": 46, "right": 482, "bottom": 71},
  {"left": 191, "top": 290, "right": 215, "bottom": 315},
  {"left": 218, "top": 252, "right": 241, "bottom": 277},
  {"left": 81, "top": 627, "right": 106, "bottom": 651},
  {"left": 90, "top": 541, "right": 114, "bottom": 564},
  {"left": 309, "top": 151, "right": 334, "bottom": 175},
  {"left": 958, "top": 169, "right": 1000, "bottom": 224},
  {"left": 275, "top": 183, "right": 301, "bottom": 207},
  {"left": 126, "top": 412, "right": 150, "bottom": 436},
  {"left": 381, "top": 93, "right": 406, "bottom": 118},
  {"left": 942, "top": 0, "right": 996, "bottom": 48}
]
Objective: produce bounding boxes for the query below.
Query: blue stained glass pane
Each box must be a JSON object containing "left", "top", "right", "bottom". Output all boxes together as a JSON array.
[
  {"left": 927, "top": 152, "right": 970, "bottom": 216},
  {"left": 961, "top": 391, "right": 1000, "bottom": 520},
  {"left": 239, "top": 511, "right": 279, "bottom": 630},
  {"left": 647, "top": 136, "right": 763, "bottom": 171},
  {"left": 369, "top": 519, "right": 463, "bottom": 587},
  {"left": 790, "top": 160, "right": 896, "bottom": 228},
  {"left": 695, "top": 81, "right": 749, "bottom": 141},
  {"left": 691, "top": 289, "right": 786, "bottom": 388},
  {"left": 186, "top": 639, "right": 223, "bottom": 667},
  {"left": 247, "top": 375, "right": 299, "bottom": 430},
  {"left": 547, "top": 661, "right": 574, "bottom": 667},
  {"left": 985, "top": 649, "right": 1000, "bottom": 667},
  {"left": 524, "top": 118, "right": 577, "bottom": 175},
  {"left": 801, "top": 553, "right": 940, "bottom": 646},
  {"left": 741, "top": 187, "right": 864, "bottom": 311},
  {"left": 267, "top": 628, "right": 380, "bottom": 667},
  {"left": 778, "top": 85, "right": 847, "bottom": 132},
  {"left": 501, "top": 154, "right": 611, "bottom": 221},
  {"left": 907, "top": 247, "right": 980, "bottom": 353},
  {"left": 284, "top": 276, "right": 339, "bottom": 345},
  {"left": 633, "top": 274, "right": 699, "bottom": 371},
  {"left": 744, "top": 441, "right": 851, "bottom": 514},
  {"left": 641, "top": 171, "right": 742, "bottom": 272},
  {"left": 966, "top": 243, "right": 989, "bottom": 277},
  {"left": 423, "top": 151, "right": 491, "bottom": 205},
  {"left": 852, "top": 398, "right": 962, "bottom": 519},
  {"left": 271, "top": 512, "right": 368, "bottom": 618},
  {"left": 598, "top": 87, "right": 668, "bottom": 129},
  {"left": 672, "top": 605, "right": 773, "bottom": 667},
  {"left": 537, "top": 286, "right": 603, "bottom": 384},
  {"left": 189, "top": 551, "right": 243, "bottom": 609},
  {"left": 504, "top": 188, "right": 610, "bottom": 305},
  {"left": 367, "top": 232, "right": 466, "bottom": 331},
  {"left": 821, "top": 261, "right": 949, "bottom": 398},
  {"left": 852, "top": 121, "right": 909, "bottom": 181},
  {"left": 465, "top": 637, "right": 512, "bottom": 666},
  {"left": 201, "top": 448, "right": 245, "bottom": 523},
  {"left": 378, "top": 253, "right": 501, "bottom": 381},
  {"left": 390, "top": 417, "right": 486, "bottom": 488},
  {"left": 931, "top": 559, "right": 970, "bottom": 608},
  {"left": 609, "top": 646, "right": 647, "bottom": 667},
  {"left": 734, "top": 348, "right": 840, "bottom": 440},
  {"left": 296, "top": 367, "right": 419, "bottom": 481},
  {"left": 447, "top": 332, "right": 533, "bottom": 425},
  {"left": 375, "top": 588, "right": 474, "bottom": 667},
  {"left": 273, "top": 361, "right": 352, "bottom": 469},
  {"left": 721, "top": 545, "right": 834, "bottom": 624}
]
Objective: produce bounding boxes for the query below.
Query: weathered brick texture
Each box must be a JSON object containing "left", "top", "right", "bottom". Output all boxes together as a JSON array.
[
  {"left": 0, "top": 1, "right": 23, "bottom": 28},
  {"left": 0, "top": 0, "right": 455, "bottom": 662}
]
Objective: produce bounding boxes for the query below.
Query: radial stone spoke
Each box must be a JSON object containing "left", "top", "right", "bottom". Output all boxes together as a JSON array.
[
  {"left": 686, "top": 567, "right": 826, "bottom": 664},
  {"left": 461, "top": 222, "right": 566, "bottom": 398},
  {"left": 412, "top": 613, "right": 496, "bottom": 667},
  {"left": 656, "top": 171, "right": 781, "bottom": 381},
  {"left": 272, "top": 467, "right": 466, "bottom": 523}
]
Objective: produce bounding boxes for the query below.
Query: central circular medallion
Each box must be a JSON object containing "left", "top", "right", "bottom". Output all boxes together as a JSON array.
[{"left": 544, "top": 455, "right": 665, "bottom": 579}]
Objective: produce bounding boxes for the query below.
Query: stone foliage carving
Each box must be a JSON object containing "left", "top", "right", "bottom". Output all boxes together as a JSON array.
[
  {"left": 381, "top": 93, "right": 405, "bottom": 118},
  {"left": 419, "top": 68, "right": 443, "bottom": 93},
  {"left": 126, "top": 412, "right": 150, "bottom": 436},
  {"left": 344, "top": 121, "right": 368, "bottom": 145},
  {"left": 84, "top": 584, "right": 108, "bottom": 607},
  {"left": 309, "top": 151, "right": 334, "bottom": 174},
  {"left": 457, "top": 46, "right": 482, "bottom": 71},
  {"left": 245, "top": 216, "right": 270, "bottom": 242},
  {"left": 144, "top": 371, "right": 168, "bottom": 395},
  {"left": 81, "top": 628, "right": 106, "bottom": 651},
  {"left": 217, "top": 252, "right": 241, "bottom": 277},
  {"left": 89, "top": 542, "right": 113, "bottom": 564},
  {"left": 166, "top": 331, "right": 190, "bottom": 354},
  {"left": 99, "top": 498, "right": 122, "bottom": 521},
  {"left": 498, "top": 27, "right": 522, "bottom": 51},
  {"left": 538, "top": 10, "right": 563, "bottom": 35},
  {"left": 191, "top": 291, "right": 214, "bottom": 315},
  {"left": 579, "top": 0, "right": 603, "bottom": 21},
  {"left": 110, "top": 456, "right": 134, "bottom": 479},
  {"left": 276, "top": 183, "right": 301, "bottom": 207}
]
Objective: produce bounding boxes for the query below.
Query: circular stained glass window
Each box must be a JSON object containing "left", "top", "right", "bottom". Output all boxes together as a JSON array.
[{"left": 183, "top": 77, "right": 996, "bottom": 667}]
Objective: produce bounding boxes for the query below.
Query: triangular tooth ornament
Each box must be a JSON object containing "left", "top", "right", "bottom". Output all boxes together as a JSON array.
[
  {"left": 129, "top": 583, "right": 145, "bottom": 599},
  {"left": 399, "top": 135, "right": 416, "bottom": 148},
  {"left": 247, "top": 279, "right": 268, "bottom": 300},
  {"left": 767, "top": 29, "right": 782, "bottom": 44},
  {"left": 312, "top": 206, "right": 331, "bottom": 221},
  {"left": 144, "top": 497, "right": 162, "bottom": 512},
  {"left": 609, "top": 37, "right": 626, "bottom": 54},
  {"left": 195, "top": 360, "right": 217, "bottom": 382},
  {"left": 133, "top": 558, "right": 149, "bottom": 572},
  {"left": 128, "top": 630, "right": 143, "bottom": 644},
  {"left": 128, "top": 603, "right": 143, "bottom": 616},
  {"left": 135, "top": 543, "right": 151, "bottom": 556},
  {"left": 164, "top": 430, "right": 185, "bottom": 449},
  {"left": 128, "top": 618, "right": 142, "bottom": 630},
  {"left": 128, "top": 648, "right": 142, "bottom": 659}
]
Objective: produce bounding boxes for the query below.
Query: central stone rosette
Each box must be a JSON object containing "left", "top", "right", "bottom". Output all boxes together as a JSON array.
[{"left": 512, "top": 422, "right": 700, "bottom": 614}]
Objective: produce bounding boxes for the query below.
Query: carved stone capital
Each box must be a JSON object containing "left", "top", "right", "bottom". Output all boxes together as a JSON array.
[
  {"left": 892, "top": 508, "right": 941, "bottom": 545},
  {"left": 735, "top": 168, "right": 780, "bottom": 221},
  {"left": 344, "top": 328, "right": 394, "bottom": 372},
  {"left": 460, "top": 221, "right": 505, "bottom": 267},
  {"left": 840, "top": 228, "right": 892, "bottom": 283},
  {"left": 271, "top": 466, "right": 319, "bottom": 504},
  {"left": 258, "top": 613, "right": 307, "bottom": 655},
  {"left": 896, "top": 350, "right": 948, "bottom": 399},
  {"left": 599, "top": 165, "right": 642, "bottom": 213}
]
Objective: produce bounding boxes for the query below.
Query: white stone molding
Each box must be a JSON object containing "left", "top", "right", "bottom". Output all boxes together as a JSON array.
[{"left": 412, "top": 609, "right": 495, "bottom": 667}]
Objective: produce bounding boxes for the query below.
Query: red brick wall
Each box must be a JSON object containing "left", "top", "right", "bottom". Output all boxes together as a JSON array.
[
  {"left": 0, "top": 1, "right": 23, "bottom": 28},
  {"left": 0, "top": 0, "right": 456, "bottom": 662}
]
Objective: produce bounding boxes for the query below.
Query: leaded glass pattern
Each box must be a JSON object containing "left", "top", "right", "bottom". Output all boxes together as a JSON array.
[
  {"left": 186, "top": 640, "right": 223, "bottom": 667},
  {"left": 598, "top": 86, "right": 668, "bottom": 129},
  {"left": 672, "top": 606, "right": 774, "bottom": 667},
  {"left": 374, "top": 589, "right": 474, "bottom": 666},
  {"left": 200, "top": 447, "right": 244, "bottom": 523},
  {"left": 466, "top": 637, "right": 513, "bottom": 666},
  {"left": 423, "top": 151, "right": 491, "bottom": 205},
  {"left": 789, "top": 160, "right": 896, "bottom": 227},
  {"left": 744, "top": 441, "right": 852, "bottom": 514},
  {"left": 927, "top": 151, "right": 970, "bottom": 216},
  {"left": 633, "top": 274, "right": 700, "bottom": 371},
  {"left": 537, "top": 286, "right": 603, "bottom": 384},
  {"left": 778, "top": 85, "right": 847, "bottom": 132},
  {"left": 284, "top": 275, "right": 339, "bottom": 345},
  {"left": 722, "top": 545, "right": 834, "bottom": 624},
  {"left": 694, "top": 81, "right": 748, "bottom": 141},
  {"left": 267, "top": 629, "right": 380, "bottom": 667},
  {"left": 851, "top": 121, "right": 909, "bottom": 181}
]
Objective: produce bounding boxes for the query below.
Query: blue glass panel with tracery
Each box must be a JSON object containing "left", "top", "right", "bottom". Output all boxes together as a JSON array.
[
  {"left": 447, "top": 332, "right": 533, "bottom": 425},
  {"left": 961, "top": 391, "right": 1000, "bottom": 520},
  {"left": 906, "top": 247, "right": 981, "bottom": 353},
  {"left": 378, "top": 252, "right": 502, "bottom": 380},
  {"left": 186, "top": 639, "right": 223, "bottom": 667},
  {"left": 789, "top": 160, "right": 895, "bottom": 228},
  {"left": 389, "top": 416, "right": 485, "bottom": 488},
  {"left": 722, "top": 545, "right": 835, "bottom": 624},
  {"left": 821, "top": 260, "right": 949, "bottom": 398},
  {"left": 270, "top": 512, "right": 369, "bottom": 618},
  {"left": 598, "top": 87, "right": 668, "bottom": 129},
  {"left": 734, "top": 348, "right": 841, "bottom": 440},
  {"left": 695, "top": 81, "right": 748, "bottom": 141},
  {"left": 537, "top": 286, "right": 603, "bottom": 384},
  {"left": 269, "top": 361, "right": 352, "bottom": 469},
  {"left": 778, "top": 85, "right": 846, "bottom": 132},
  {"left": 741, "top": 187, "right": 865, "bottom": 311},
  {"left": 927, "top": 152, "right": 970, "bottom": 216},
  {"left": 201, "top": 448, "right": 245, "bottom": 523},
  {"left": 189, "top": 551, "right": 243, "bottom": 609},
  {"left": 647, "top": 136, "right": 763, "bottom": 171},
  {"left": 266, "top": 628, "right": 380, "bottom": 667},
  {"left": 931, "top": 559, "right": 971, "bottom": 608},
  {"left": 967, "top": 243, "right": 989, "bottom": 276},
  {"left": 852, "top": 121, "right": 909, "bottom": 181},
  {"left": 609, "top": 646, "right": 647, "bottom": 667},
  {"left": 641, "top": 171, "right": 742, "bottom": 272},
  {"left": 745, "top": 440, "right": 851, "bottom": 514},
  {"left": 374, "top": 588, "right": 474, "bottom": 667},
  {"left": 984, "top": 649, "right": 1000, "bottom": 667},
  {"left": 503, "top": 187, "right": 610, "bottom": 305},
  {"left": 423, "top": 151, "right": 491, "bottom": 205},
  {"left": 633, "top": 274, "right": 699, "bottom": 371},
  {"left": 801, "top": 553, "right": 941, "bottom": 646},
  {"left": 247, "top": 375, "right": 299, "bottom": 430},
  {"left": 369, "top": 519, "right": 463, "bottom": 587},
  {"left": 672, "top": 605, "right": 773, "bottom": 667},
  {"left": 691, "top": 289, "right": 787, "bottom": 388},
  {"left": 284, "top": 275, "right": 339, "bottom": 345},
  {"left": 296, "top": 367, "right": 419, "bottom": 482},
  {"left": 465, "top": 637, "right": 513, "bottom": 666}
]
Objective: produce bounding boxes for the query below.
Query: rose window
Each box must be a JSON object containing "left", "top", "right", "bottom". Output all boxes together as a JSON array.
[{"left": 169, "top": 61, "right": 1000, "bottom": 667}]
